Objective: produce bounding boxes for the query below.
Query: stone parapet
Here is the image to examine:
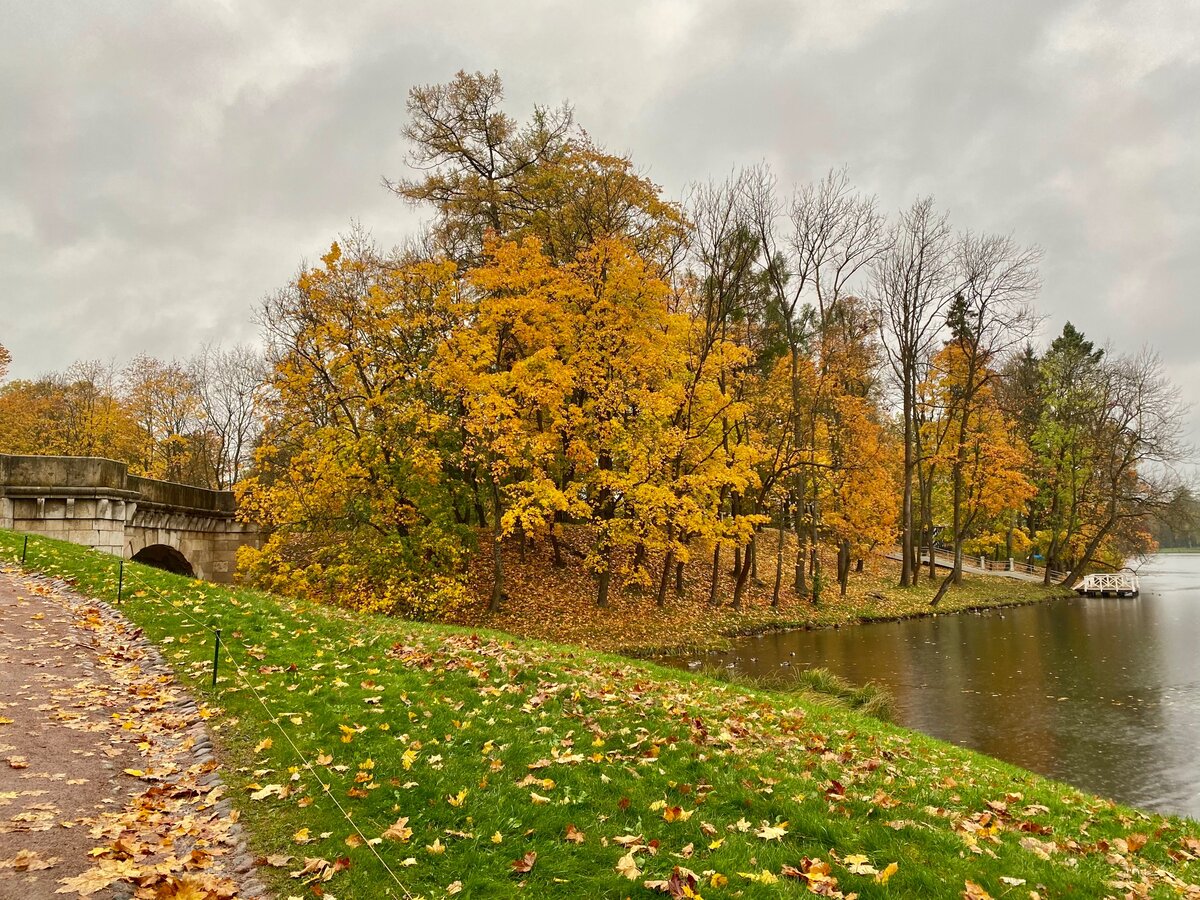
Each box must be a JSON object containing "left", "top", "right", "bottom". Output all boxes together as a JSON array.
[{"left": 0, "top": 453, "right": 257, "bottom": 583}]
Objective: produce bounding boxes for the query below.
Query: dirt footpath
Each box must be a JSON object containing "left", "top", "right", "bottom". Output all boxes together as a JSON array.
[{"left": 0, "top": 564, "right": 266, "bottom": 899}]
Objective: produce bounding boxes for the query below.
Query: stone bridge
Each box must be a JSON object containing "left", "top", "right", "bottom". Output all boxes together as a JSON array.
[{"left": 0, "top": 453, "right": 258, "bottom": 583}]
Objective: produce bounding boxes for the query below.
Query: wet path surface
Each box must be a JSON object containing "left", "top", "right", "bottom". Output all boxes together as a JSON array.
[{"left": 0, "top": 565, "right": 262, "bottom": 899}]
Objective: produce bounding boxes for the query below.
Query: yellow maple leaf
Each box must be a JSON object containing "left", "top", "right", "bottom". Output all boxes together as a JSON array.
[
  {"left": 615, "top": 852, "right": 640, "bottom": 880},
  {"left": 382, "top": 817, "right": 413, "bottom": 843}
]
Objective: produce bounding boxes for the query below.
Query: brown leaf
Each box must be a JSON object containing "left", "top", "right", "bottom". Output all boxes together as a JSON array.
[{"left": 511, "top": 851, "right": 537, "bottom": 874}]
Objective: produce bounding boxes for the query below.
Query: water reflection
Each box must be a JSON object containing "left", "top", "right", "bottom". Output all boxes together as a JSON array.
[{"left": 665, "top": 554, "right": 1200, "bottom": 819}]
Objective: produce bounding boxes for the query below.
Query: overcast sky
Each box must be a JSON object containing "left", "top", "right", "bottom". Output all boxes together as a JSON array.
[{"left": 2, "top": 0, "right": 1198, "bottom": 436}]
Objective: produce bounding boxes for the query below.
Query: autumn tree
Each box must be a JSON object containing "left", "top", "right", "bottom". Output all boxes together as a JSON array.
[
  {"left": 747, "top": 166, "right": 888, "bottom": 602},
  {"left": 121, "top": 354, "right": 209, "bottom": 484},
  {"left": 924, "top": 342, "right": 1035, "bottom": 602},
  {"left": 433, "top": 237, "right": 582, "bottom": 609},
  {"left": 388, "top": 70, "right": 572, "bottom": 263},
  {"left": 1023, "top": 324, "right": 1104, "bottom": 580},
  {"left": 563, "top": 238, "right": 681, "bottom": 607},
  {"left": 241, "top": 234, "right": 471, "bottom": 617},
  {"left": 670, "top": 175, "right": 772, "bottom": 611},
  {"left": 926, "top": 233, "right": 1039, "bottom": 602},
  {"left": 392, "top": 70, "right": 686, "bottom": 276},
  {"left": 0, "top": 362, "right": 143, "bottom": 464},
  {"left": 1059, "top": 348, "right": 1190, "bottom": 586},
  {"left": 873, "top": 198, "right": 952, "bottom": 586}
]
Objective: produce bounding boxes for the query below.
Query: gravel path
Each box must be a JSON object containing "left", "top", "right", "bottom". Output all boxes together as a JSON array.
[{"left": 0, "top": 564, "right": 269, "bottom": 899}]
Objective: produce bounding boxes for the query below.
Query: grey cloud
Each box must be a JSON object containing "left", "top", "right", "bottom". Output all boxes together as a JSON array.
[{"left": 1, "top": 0, "right": 1197, "bottom": 435}]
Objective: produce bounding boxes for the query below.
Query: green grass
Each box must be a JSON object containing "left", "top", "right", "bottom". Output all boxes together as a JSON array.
[{"left": 4, "top": 529, "right": 1199, "bottom": 899}]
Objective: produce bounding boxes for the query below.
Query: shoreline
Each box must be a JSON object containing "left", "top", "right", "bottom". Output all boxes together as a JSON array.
[{"left": 624, "top": 584, "right": 1077, "bottom": 659}]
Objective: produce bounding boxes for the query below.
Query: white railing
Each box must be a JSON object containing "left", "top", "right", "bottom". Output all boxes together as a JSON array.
[
  {"left": 1079, "top": 572, "right": 1138, "bottom": 594},
  {"left": 902, "top": 547, "right": 1067, "bottom": 582}
]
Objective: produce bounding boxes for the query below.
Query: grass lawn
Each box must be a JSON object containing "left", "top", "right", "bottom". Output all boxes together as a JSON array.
[{"left": 3, "top": 529, "right": 1197, "bottom": 899}]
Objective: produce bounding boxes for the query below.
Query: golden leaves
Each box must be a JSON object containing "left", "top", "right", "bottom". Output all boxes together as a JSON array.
[
  {"left": 754, "top": 821, "right": 788, "bottom": 841},
  {"left": 249, "top": 784, "right": 285, "bottom": 801},
  {"left": 0, "top": 849, "right": 57, "bottom": 871},
  {"left": 382, "top": 817, "right": 413, "bottom": 843},
  {"left": 615, "top": 851, "right": 641, "bottom": 880}
]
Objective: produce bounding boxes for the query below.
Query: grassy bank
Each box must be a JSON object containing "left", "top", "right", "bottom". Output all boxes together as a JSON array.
[
  {"left": 3, "top": 529, "right": 1196, "bottom": 899},
  {"left": 456, "top": 529, "right": 1073, "bottom": 656}
]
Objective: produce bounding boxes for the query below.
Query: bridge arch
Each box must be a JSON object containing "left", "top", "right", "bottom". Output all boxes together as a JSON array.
[
  {"left": 130, "top": 543, "right": 196, "bottom": 578},
  {"left": 1, "top": 453, "right": 258, "bottom": 582}
]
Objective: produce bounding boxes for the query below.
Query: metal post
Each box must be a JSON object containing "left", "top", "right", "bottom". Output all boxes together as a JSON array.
[
  {"left": 21, "top": 535, "right": 28, "bottom": 564},
  {"left": 212, "top": 629, "right": 222, "bottom": 686},
  {"left": 117, "top": 561, "right": 124, "bottom": 602}
]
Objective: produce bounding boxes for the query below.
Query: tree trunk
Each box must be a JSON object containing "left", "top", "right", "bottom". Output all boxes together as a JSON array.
[
  {"left": 772, "top": 506, "right": 785, "bottom": 607},
  {"left": 675, "top": 559, "right": 685, "bottom": 596},
  {"left": 793, "top": 485, "right": 808, "bottom": 596},
  {"left": 657, "top": 549, "right": 675, "bottom": 607},
  {"left": 549, "top": 527, "right": 565, "bottom": 568},
  {"left": 1061, "top": 511, "right": 1117, "bottom": 588},
  {"left": 950, "top": 456, "right": 964, "bottom": 586},
  {"left": 809, "top": 496, "right": 821, "bottom": 603},
  {"left": 1043, "top": 488, "right": 1060, "bottom": 586},
  {"left": 923, "top": 480, "right": 937, "bottom": 581},
  {"left": 596, "top": 565, "right": 612, "bottom": 608},
  {"left": 488, "top": 474, "right": 504, "bottom": 611},
  {"left": 838, "top": 539, "right": 851, "bottom": 597},
  {"left": 708, "top": 542, "right": 722, "bottom": 606},
  {"left": 930, "top": 569, "right": 954, "bottom": 606},
  {"left": 900, "top": 379, "right": 914, "bottom": 587},
  {"left": 731, "top": 544, "right": 753, "bottom": 609},
  {"left": 469, "top": 462, "right": 488, "bottom": 527}
]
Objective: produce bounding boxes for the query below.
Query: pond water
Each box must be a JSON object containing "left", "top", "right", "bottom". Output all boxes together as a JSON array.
[{"left": 664, "top": 553, "right": 1200, "bottom": 820}]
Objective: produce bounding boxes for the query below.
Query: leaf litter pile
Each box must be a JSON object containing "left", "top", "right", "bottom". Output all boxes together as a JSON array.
[
  {"left": 4, "top": 532, "right": 1200, "bottom": 898},
  {"left": 0, "top": 564, "right": 257, "bottom": 899},
  {"left": 454, "top": 529, "right": 1068, "bottom": 656}
]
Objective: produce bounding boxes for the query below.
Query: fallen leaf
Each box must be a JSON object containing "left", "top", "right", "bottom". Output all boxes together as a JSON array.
[{"left": 511, "top": 851, "right": 537, "bottom": 874}]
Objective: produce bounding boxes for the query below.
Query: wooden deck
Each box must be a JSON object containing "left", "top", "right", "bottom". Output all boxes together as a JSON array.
[{"left": 1076, "top": 572, "right": 1139, "bottom": 597}]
